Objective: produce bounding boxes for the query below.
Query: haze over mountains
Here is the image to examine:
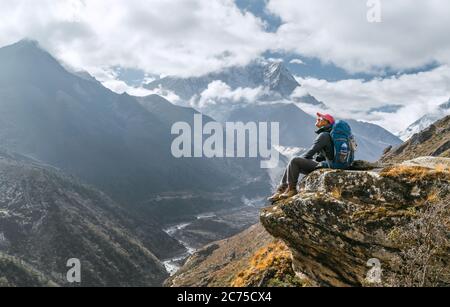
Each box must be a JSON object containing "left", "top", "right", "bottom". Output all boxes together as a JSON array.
[
  {"left": 0, "top": 40, "right": 272, "bottom": 280},
  {"left": 0, "top": 39, "right": 404, "bottom": 285},
  {"left": 0, "top": 40, "right": 269, "bottom": 204},
  {"left": 145, "top": 58, "right": 402, "bottom": 162}
]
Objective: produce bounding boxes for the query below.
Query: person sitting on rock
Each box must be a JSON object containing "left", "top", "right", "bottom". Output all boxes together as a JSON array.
[{"left": 268, "top": 113, "right": 335, "bottom": 202}]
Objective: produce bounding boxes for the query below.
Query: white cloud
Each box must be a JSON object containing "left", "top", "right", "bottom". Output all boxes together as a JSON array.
[
  {"left": 83, "top": 66, "right": 150, "bottom": 96},
  {"left": 290, "top": 59, "right": 304, "bottom": 65},
  {"left": 2, "top": 0, "right": 450, "bottom": 78},
  {"left": 195, "top": 80, "right": 268, "bottom": 108},
  {"left": 2, "top": 0, "right": 450, "bottom": 134},
  {"left": 93, "top": 67, "right": 181, "bottom": 99},
  {"left": 147, "top": 86, "right": 182, "bottom": 103},
  {"left": 296, "top": 65, "right": 450, "bottom": 134},
  {"left": 290, "top": 86, "right": 310, "bottom": 99},
  {"left": 2, "top": 1, "right": 450, "bottom": 78},
  {"left": 267, "top": 0, "right": 450, "bottom": 73},
  {"left": 0, "top": 0, "right": 274, "bottom": 77},
  {"left": 101, "top": 79, "right": 154, "bottom": 97}
]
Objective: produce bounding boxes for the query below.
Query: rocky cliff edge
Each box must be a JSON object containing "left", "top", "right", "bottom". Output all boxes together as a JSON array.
[{"left": 260, "top": 157, "right": 450, "bottom": 286}]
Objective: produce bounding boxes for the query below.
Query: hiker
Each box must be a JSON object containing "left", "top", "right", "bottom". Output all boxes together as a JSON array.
[{"left": 268, "top": 113, "right": 356, "bottom": 202}]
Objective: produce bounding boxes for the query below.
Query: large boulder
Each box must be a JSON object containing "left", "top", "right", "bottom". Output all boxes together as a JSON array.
[{"left": 260, "top": 157, "right": 450, "bottom": 286}]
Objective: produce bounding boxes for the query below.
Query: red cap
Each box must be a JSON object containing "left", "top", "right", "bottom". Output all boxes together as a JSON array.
[{"left": 317, "top": 113, "right": 335, "bottom": 125}]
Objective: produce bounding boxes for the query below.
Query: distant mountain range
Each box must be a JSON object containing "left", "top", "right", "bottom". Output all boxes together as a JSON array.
[
  {"left": 0, "top": 40, "right": 272, "bottom": 280},
  {"left": 145, "top": 57, "right": 447, "bottom": 148},
  {"left": 0, "top": 40, "right": 403, "bottom": 285},
  {"left": 145, "top": 59, "right": 327, "bottom": 121},
  {"left": 368, "top": 104, "right": 404, "bottom": 114},
  {"left": 0, "top": 40, "right": 268, "bottom": 207},
  {"left": 146, "top": 60, "right": 302, "bottom": 100},
  {"left": 227, "top": 103, "right": 402, "bottom": 163},
  {"left": 144, "top": 58, "right": 401, "bottom": 163}
]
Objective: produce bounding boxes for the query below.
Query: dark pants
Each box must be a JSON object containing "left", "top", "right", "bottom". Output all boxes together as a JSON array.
[{"left": 281, "top": 157, "right": 319, "bottom": 185}]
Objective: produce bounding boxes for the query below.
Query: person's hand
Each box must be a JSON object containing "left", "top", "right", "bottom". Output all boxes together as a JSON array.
[{"left": 315, "top": 155, "right": 326, "bottom": 163}]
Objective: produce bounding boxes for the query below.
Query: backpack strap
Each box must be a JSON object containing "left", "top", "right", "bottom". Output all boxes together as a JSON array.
[{"left": 321, "top": 149, "right": 333, "bottom": 169}]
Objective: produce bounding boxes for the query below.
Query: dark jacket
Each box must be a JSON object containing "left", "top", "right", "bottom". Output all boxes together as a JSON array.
[{"left": 301, "top": 125, "right": 334, "bottom": 162}]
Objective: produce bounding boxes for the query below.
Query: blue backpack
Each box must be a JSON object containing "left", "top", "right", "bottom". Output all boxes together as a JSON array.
[{"left": 326, "top": 120, "right": 357, "bottom": 169}]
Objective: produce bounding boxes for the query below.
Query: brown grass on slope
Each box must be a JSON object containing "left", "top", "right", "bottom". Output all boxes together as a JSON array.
[
  {"left": 231, "top": 241, "right": 311, "bottom": 287},
  {"left": 382, "top": 115, "right": 450, "bottom": 163},
  {"left": 380, "top": 165, "right": 450, "bottom": 182}
]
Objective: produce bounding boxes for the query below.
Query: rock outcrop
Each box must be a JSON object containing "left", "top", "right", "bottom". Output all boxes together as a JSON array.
[
  {"left": 257, "top": 116, "right": 450, "bottom": 287},
  {"left": 260, "top": 157, "right": 450, "bottom": 286},
  {"left": 170, "top": 157, "right": 449, "bottom": 287}
]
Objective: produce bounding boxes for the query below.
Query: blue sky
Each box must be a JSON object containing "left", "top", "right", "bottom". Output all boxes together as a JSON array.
[
  {"left": 235, "top": 0, "right": 439, "bottom": 81},
  {"left": 234, "top": 0, "right": 363, "bottom": 81},
  {"left": 235, "top": 0, "right": 282, "bottom": 33}
]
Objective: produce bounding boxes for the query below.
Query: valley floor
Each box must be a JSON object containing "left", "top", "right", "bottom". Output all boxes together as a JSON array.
[{"left": 161, "top": 200, "right": 266, "bottom": 275}]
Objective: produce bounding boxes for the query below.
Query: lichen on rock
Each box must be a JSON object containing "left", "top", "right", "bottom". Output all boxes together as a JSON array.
[{"left": 260, "top": 157, "right": 450, "bottom": 287}]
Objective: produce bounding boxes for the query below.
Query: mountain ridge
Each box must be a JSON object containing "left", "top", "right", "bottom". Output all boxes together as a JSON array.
[
  {"left": 145, "top": 59, "right": 302, "bottom": 100},
  {"left": 0, "top": 150, "right": 179, "bottom": 286},
  {"left": 399, "top": 98, "right": 450, "bottom": 141},
  {"left": 382, "top": 115, "right": 450, "bottom": 163}
]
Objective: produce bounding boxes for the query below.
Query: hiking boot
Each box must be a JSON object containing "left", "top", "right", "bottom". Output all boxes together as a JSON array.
[
  {"left": 279, "top": 184, "right": 298, "bottom": 199},
  {"left": 267, "top": 184, "right": 288, "bottom": 203}
]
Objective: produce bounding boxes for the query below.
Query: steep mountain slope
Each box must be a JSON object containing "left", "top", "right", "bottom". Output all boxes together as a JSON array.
[
  {"left": 0, "top": 151, "right": 175, "bottom": 286},
  {"left": 0, "top": 253, "right": 57, "bottom": 287},
  {"left": 227, "top": 103, "right": 316, "bottom": 148},
  {"left": 166, "top": 224, "right": 274, "bottom": 287},
  {"left": 263, "top": 61, "right": 301, "bottom": 97},
  {"left": 166, "top": 222, "right": 311, "bottom": 287},
  {"left": 399, "top": 98, "right": 450, "bottom": 141},
  {"left": 138, "top": 94, "right": 203, "bottom": 124},
  {"left": 135, "top": 93, "right": 270, "bottom": 224},
  {"left": 382, "top": 115, "right": 450, "bottom": 163}
]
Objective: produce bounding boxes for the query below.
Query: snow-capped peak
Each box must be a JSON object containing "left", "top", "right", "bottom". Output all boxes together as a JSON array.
[
  {"left": 263, "top": 61, "right": 300, "bottom": 96},
  {"left": 398, "top": 98, "right": 450, "bottom": 141}
]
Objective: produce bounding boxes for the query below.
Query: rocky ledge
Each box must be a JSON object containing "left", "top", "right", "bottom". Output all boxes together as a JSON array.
[{"left": 260, "top": 157, "right": 450, "bottom": 287}]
